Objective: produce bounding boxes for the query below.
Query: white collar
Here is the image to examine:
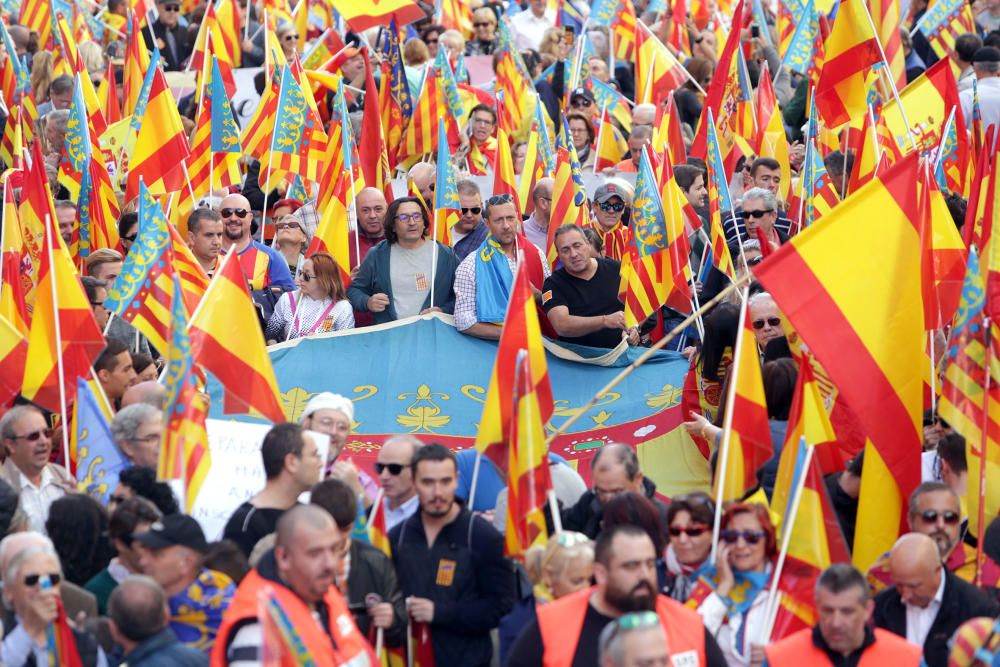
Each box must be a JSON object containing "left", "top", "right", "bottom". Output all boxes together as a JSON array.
[
  {"left": 932, "top": 568, "right": 946, "bottom": 605},
  {"left": 13, "top": 463, "right": 54, "bottom": 491}
]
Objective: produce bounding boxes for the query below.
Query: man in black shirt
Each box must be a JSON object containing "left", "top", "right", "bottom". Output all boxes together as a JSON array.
[
  {"left": 542, "top": 224, "right": 639, "bottom": 349},
  {"left": 222, "top": 423, "right": 324, "bottom": 557}
]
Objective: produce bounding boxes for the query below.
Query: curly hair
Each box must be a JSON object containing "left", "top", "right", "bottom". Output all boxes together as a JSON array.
[
  {"left": 45, "top": 494, "right": 116, "bottom": 586},
  {"left": 118, "top": 466, "right": 180, "bottom": 516}
]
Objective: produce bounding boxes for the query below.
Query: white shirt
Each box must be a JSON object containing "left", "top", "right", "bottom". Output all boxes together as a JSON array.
[
  {"left": 960, "top": 77, "right": 1000, "bottom": 140},
  {"left": 905, "top": 569, "right": 946, "bottom": 647},
  {"left": 510, "top": 7, "right": 556, "bottom": 51},
  {"left": 4, "top": 460, "right": 66, "bottom": 534},
  {"left": 384, "top": 494, "right": 419, "bottom": 532}
]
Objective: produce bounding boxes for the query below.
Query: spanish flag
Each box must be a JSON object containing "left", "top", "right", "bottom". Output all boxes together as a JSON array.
[
  {"left": 813, "top": 0, "right": 881, "bottom": 127},
  {"left": 755, "top": 152, "right": 924, "bottom": 572},
  {"left": 328, "top": 0, "right": 423, "bottom": 33},
  {"left": 189, "top": 251, "right": 286, "bottom": 423},
  {"left": 0, "top": 314, "right": 27, "bottom": 407}
]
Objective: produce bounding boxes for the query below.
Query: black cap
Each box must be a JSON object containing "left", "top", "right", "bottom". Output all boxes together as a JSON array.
[
  {"left": 133, "top": 514, "right": 208, "bottom": 554},
  {"left": 569, "top": 86, "right": 596, "bottom": 103},
  {"left": 972, "top": 46, "right": 1000, "bottom": 63}
]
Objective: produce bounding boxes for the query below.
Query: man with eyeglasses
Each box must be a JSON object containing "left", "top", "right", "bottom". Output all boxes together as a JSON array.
[
  {"left": 748, "top": 291, "right": 786, "bottom": 349},
  {"left": 733, "top": 187, "right": 787, "bottom": 253},
  {"left": 143, "top": 0, "right": 192, "bottom": 71},
  {"left": 723, "top": 162, "right": 793, "bottom": 243},
  {"left": 217, "top": 193, "right": 295, "bottom": 291},
  {"left": 588, "top": 182, "right": 633, "bottom": 262},
  {"left": 110, "top": 403, "right": 163, "bottom": 470},
  {"left": 451, "top": 180, "right": 490, "bottom": 262},
  {"left": 867, "top": 482, "right": 1000, "bottom": 595},
  {"left": 597, "top": 611, "right": 670, "bottom": 667},
  {"left": 569, "top": 87, "right": 598, "bottom": 121},
  {"left": 377, "top": 435, "right": 422, "bottom": 531},
  {"left": 300, "top": 393, "right": 380, "bottom": 502},
  {"left": 222, "top": 423, "right": 324, "bottom": 558},
  {"left": 766, "top": 564, "right": 921, "bottom": 667},
  {"left": 0, "top": 407, "right": 74, "bottom": 535},
  {"left": 873, "top": 533, "right": 998, "bottom": 666},
  {"left": 95, "top": 338, "right": 138, "bottom": 409},
  {"left": 186, "top": 207, "right": 223, "bottom": 277},
  {"left": 508, "top": 525, "right": 725, "bottom": 667},
  {"left": 464, "top": 105, "right": 499, "bottom": 177},
  {"left": 610, "top": 125, "right": 653, "bottom": 174},
  {"left": 1, "top": 544, "right": 109, "bottom": 666},
  {"left": 453, "top": 193, "right": 549, "bottom": 340}
]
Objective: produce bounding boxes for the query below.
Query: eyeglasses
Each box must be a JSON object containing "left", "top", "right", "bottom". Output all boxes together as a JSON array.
[
  {"left": 918, "top": 509, "right": 961, "bottom": 525},
  {"left": 162, "top": 3, "right": 180, "bottom": 11},
  {"left": 374, "top": 462, "right": 406, "bottom": 475},
  {"left": 109, "top": 494, "right": 128, "bottom": 505},
  {"left": 122, "top": 234, "right": 138, "bottom": 243},
  {"left": 396, "top": 213, "right": 423, "bottom": 223},
  {"left": 461, "top": 207, "right": 482, "bottom": 215},
  {"left": 751, "top": 317, "right": 781, "bottom": 330},
  {"left": 571, "top": 98, "right": 593, "bottom": 108},
  {"left": 275, "top": 222, "right": 301, "bottom": 231},
  {"left": 282, "top": 34, "right": 299, "bottom": 41},
  {"left": 10, "top": 428, "right": 53, "bottom": 442},
  {"left": 474, "top": 21, "right": 494, "bottom": 27},
  {"left": 426, "top": 37, "right": 439, "bottom": 44},
  {"left": 24, "top": 573, "right": 61, "bottom": 587},
  {"left": 720, "top": 529, "right": 767, "bottom": 545},
  {"left": 598, "top": 200, "right": 625, "bottom": 213},
  {"left": 221, "top": 207, "right": 250, "bottom": 219},
  {"left": 744, "top": 209, "right": 775, "bottom": 219},
  {"left": 668, "top": 525, "right": 708, "bottom": 538},
  {"left": 746, "top": 256, "right": 764, "bottom": 267},
  {"left": 129, "top": 433, "right": 161, "bottom": 444},
  {"left": 300, "top": 273, "right": 316, "bottom": 282}
]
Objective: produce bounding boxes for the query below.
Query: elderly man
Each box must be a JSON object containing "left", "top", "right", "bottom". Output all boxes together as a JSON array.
[
  {"left": 766, "top": 564, "right": 920, "bottom": 666},
  {"left": 598, "top": 611, "right": 670, "bottom": 667},
  {"left": 464, "top": 104, "right": 498, "bottom": 176},
  {"left": 299, "top": 392, "right": 379, "bottom": 502},
  {"left": 508, "top": 525, "right": 724, "bottom": 666},
  {"left": 186, "top": 208, "right": 223, "bottom": 277},
  {"left": 454, "top": 193, "right": 550, "bottom": 340},
  {"left": 43, "top": 109, "right": 69, "bottom": 158},
  {"left": 873, "top": 533, "right": 998, "bottom": 665},
  {"left": 407, "top": 162, "right": 436, "bottom": 204},
  {"left": 961, "top": 47, "right": 1000, "bottom": 132},
  {"left": 612, "top": 125, "right": 653, "bottom": 173},
  {"left": 733, "top": 187, "right": 788, "bottom": 252},
  {"left": 523, "top": 177, "right": 555, "bottom": 250},
  {"left": 748, "top": 292, "right": 786, "bottom": 349},
  {"left": 631, "top": 103, "right": 657, "bottom": 128},
  {"left": 108, "top": 576, "right": 206, "bottom": 666},
  {"left": 378, "top": 435, "right": 423, "bottom": 531},
  {"left": 0, "top": 406, "right": 74, "bottom": 534},
  {"left": 222, "top": 423, "right": 323, "bottom": 557},
  {"left": 868, "top": 481, "right": 1000, "bottom": 593},
  {"left": 723, "top": 160, "right": 793, "bottom": 241},
  {"left": 143, "top": 0, "right": 193, "bottom": 71},
  {"left": 1, "top": 544, "right": 109, "bottom": 666},
  {"left": 111, "top": 403, "right": 163, "bottom": 469},
  {"left": 451, "top": 180, "right": 489, "bottom": 262},
  {"left": 121, "top": 381, "right": 168, "bottom": 409},
  {"left": 352, "top": 187, "right": 388, "bottom": 267},
  {"left": 211, "top": 506, "right": 376, "bottom": 665},
  {"left": 218, "top": 192, "right": 295, "bottom": 291},
  {"left": 543, "top": 224, "right": 638, "bottom": 348},
  {"left": 588, "top": 182, "right": 633, "bottom": 261},
  {"left": 134, "top": 514, "right": 236, "bottom": 653}
]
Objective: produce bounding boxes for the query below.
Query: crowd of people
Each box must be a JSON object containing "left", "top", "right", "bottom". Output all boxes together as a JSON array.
[{"left": 3, "top": 0, "right": 1000, "bottom": 662}]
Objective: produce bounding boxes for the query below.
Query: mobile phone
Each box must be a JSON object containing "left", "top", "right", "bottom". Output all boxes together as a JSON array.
[
  {"left": 751, "top": 24, "right": 760, "bottom": 38},
  {"left": 563, "top": 26, "right": 575, "bottom": 46}
]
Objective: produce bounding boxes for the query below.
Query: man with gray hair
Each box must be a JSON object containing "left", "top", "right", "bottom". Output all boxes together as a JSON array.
[
  {"left": 38, "top": 74, "right": 74, "bottom": 116},
  {"left": 111, "top": 403, "right": 163, "bottom": 469},
  {"left": 1, "top": 543, "right": 108, "bottom": 666},
  {"left": 451, "top": 179, "right": 489, "bottom": 262},
  {"left": 376, "top": 435, "right": 423, "bottom": 530},
  {"left": 738, "top": 187, "right": 787, "bottom": 251},
  {"left": 630, "top": 103, "right": 656, "bottom": 128},
  {"left": 598, "top": 611, "right": 670, "bottom": 667},
  {"left": 108, "top": 575, "right": 206, "bottom": 666},
  {"left": 43, "top": 108, "right": 70, "bottom": 158},
  {"left": 960, "top": 46, "right": 1000, "bottom": 134}
]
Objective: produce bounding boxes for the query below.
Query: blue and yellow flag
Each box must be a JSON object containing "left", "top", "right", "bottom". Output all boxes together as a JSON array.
[
  {"left": 433, "top": 117, "right": 458, "bottom": 247},
  {"left": 74, "top": 378, "right": 127, "bottom": 505},
  {"left": 58, "top": 74, "right": 92, "bottom": 202},
  {"left": 209, "top": 58, "right": 241, "bottom": 154}
]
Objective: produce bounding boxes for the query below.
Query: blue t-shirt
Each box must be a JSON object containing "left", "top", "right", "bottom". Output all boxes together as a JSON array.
[{"left": 455, "top": 449, "right": 570, "bottom": 511}]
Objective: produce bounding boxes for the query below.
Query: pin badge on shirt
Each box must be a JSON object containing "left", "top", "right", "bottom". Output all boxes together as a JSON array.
[
  {"left": 416, "top": 273, "right": 429, "bottom": 291},
  {"left": 436, "top": 559, "right": 457, "bottom": 586}
]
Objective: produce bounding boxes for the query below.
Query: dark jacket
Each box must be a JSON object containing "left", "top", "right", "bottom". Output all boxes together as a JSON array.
[
  {"left": 346, "top": 538, "right": 407, "bottom": 647},
  {"left": 873, "top": 569, "right": 1000, "bottom": 667},
  {"left": 142, "top": 20, "right": 193, "bottom": 72},
  {"left": 347, "top": 239, "right": 458, "bottom": 324},
  {"left": 560, "top": 476, "right": 667, "bottom": 539},
  {"left": 389, "top": 506, "right": 515, "bottom": 667},
  {"left": 118, "top": 628, "right": 207, "bottom": 667},
  {"left": 242, "top": 159, "right": 282, "bottom": 212}
]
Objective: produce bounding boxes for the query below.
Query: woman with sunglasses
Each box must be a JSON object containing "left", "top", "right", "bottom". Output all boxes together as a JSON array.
[
  {"left": 265, "top": 252, "right": 353, "bottom": 344},
  {"left": 689, "top": 502, "right": 777, "bottom": 667},
  {"left": 499, "top": 532, "right": 594, "bottom": 664},
  {"left": 664, "top": 493, "right": 716, "bottom": 602},
  {"left": 275, "top": 24, "right": 300, "bottom": 61},
  {"left": 465, "top": 7, "right": 500, "bottom": 55}
]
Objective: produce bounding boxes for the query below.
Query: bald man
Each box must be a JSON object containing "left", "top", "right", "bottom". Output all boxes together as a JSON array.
[
  {"left": 523, "top": 177, "right": 555, "bottom": 250},
  {"left": 121, "top": 381, "right": 168, "bottom": 409},
  {"left": 873, "top": 533, "right": 998, "bottom": 666},
  {"left": 408, "top": 162, "right": 435, "bottom": 204},
  {"left": 352, "top": 187, "right": 388, "bottom": 267},
  {"left": 218, "top": 192, "right": 294, "bottom": 290}
]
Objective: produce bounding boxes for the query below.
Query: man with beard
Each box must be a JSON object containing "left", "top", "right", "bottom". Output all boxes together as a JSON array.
[
  {"left": 389, "top": 443, "right": 514, "bottom": 667},
  {"left": 217, "top": 193, "right": 295, "bottom": 291},
  {"left": 507, "top": 525, "right": 727, "bottom": 667}
]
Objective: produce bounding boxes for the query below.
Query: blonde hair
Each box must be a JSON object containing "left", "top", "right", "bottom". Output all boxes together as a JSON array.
[
  {"left": 541, "top": 532, "right": 594, "bottom": 580},
  {"left": 473, "top": 7, "right": 497, "bottom": 25},
  {"left": 78, "top": 41, "right": 105, "bottom": 80},
  {"left": 30, "top": 51, "right": 53, "bottom": 101},
  {"left": 538, "top": 27, "right": 563, "bottom": 59}
]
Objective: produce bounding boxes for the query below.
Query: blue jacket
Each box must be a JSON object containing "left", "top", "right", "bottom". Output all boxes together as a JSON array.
[
  {"left": 347, "top": 239, "right": 458, "bottom": 324},
  {"left": 117, "top": 629, "right": 207, "bottom": 667}
]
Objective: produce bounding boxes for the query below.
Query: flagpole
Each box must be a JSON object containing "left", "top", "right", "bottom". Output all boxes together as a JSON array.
[
  {"left": 593, "top": 104, "right": 607, "bottom": 175},
  {"left": 45, "top": 215, "right": 72, "bottom": 468},
  {"left": 260, "top": 59, "right": 284, "bottom": 241},
  {"left": 975, "top": 318, "right": 991, "bottom": 587},
  {"left": 859, "top": 0, "right": 919, "bottom": 152},
  {"left": 759, "top": 440, "right": 816, "bottom": 643},
  {"left": 546, "top": 271, "right": 753, "bottom": 446},
  {"left": 243, "top": 0, "right": 252, "bottom": 42},
  {"left": 709, "top": 293, "right": 749, "bottom": 564}
]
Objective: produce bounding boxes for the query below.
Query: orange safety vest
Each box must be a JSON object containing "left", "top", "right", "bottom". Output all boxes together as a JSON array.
[
  {"left": 764, "top": 627, "right": 921, "bottom": 667},
  {"left": 209, "top": 568, "right": 376, "bottom": 667},
  {"left": 537, "top": 587, "right": 707, "bottom": 667}
]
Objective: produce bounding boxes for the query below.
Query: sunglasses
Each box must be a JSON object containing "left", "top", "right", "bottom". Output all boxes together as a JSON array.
[
  {"left": 474, "top": 21, "right": 494, "bottom": 27},
  {"left": 374, "top": 462, "right": 406, "bottom": 475},
  {"left": 283, "top": 34, "right": 299, "bottom": 41},
  {"left": 300, "top": 273, "right": 316, "bottom": 282},
  {"left": 752, "top": 317, "right": 781, "bottom": 330},
  {"left": 275, "top": 222, "right": 301, "bottom": 231},
  {"left": 24, "top": 573, "right": 61, "bottom": 587},
  {"left": 919, "top": 510, "right": 961, "bottom": 525},
  {"left": 720, "top": 529, "right": 767, "bottom": 545},
  {"left": 571, "top": 99, "right": 593, "bottom": 108},
  {"left": 668, "top": 525, "right": 708, "bottom": 538},
  {"left": 744, "top": 209, "right": 775, "bottom": 219},
  {"left": 461, "top": 207, "right": 482, "bottom": 215},
  {"left": 162, "top": 3, "right": 180, "bottom": 11},
  {"left": 598, "top": 200, "right": 625, "bottom": 212},
  {"left": 109, "top": 494, "right": 129, "bottom": 505},
  {"left": 221, "top": 207, "right": 250, "bottom": 219},
  {"left": 746, "top": 256, "right": 764, "bottom": 267},
  {"left": 10, "top": 428, "right": 53, "bottom": 442},
  {"left": 426, "top": 38, "right": 439, "bottom": 44},
  {"left": 122, "top": 234, "right": 138, "bottom": 243}
]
